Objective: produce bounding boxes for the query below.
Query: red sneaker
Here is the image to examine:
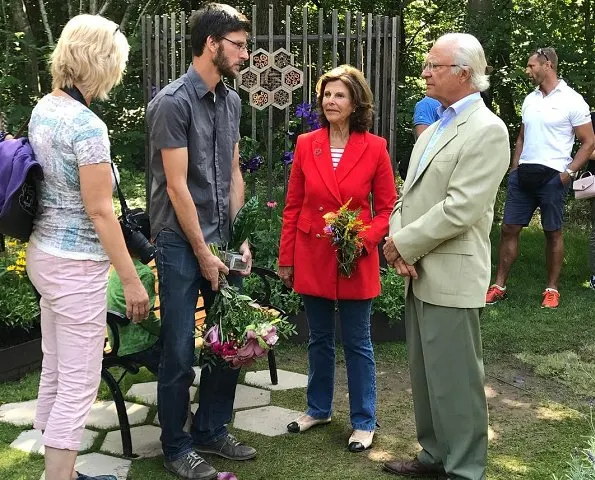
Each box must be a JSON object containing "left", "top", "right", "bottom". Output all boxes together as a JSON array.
[
  {"left": 541, "top": 289, "right": 560, "bottom": 308},
  {"left": 486, "top": 284, "right": 507, "bottom": 305}
]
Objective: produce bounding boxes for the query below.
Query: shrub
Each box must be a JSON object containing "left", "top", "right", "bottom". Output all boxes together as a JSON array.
[{"left": 371, "top": 267, "right": 406, "bottom": 323}]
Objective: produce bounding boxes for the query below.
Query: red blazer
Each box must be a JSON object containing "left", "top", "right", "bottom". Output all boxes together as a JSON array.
[{"left": 279, "top": 128, "right": 397, "bottom": 300}]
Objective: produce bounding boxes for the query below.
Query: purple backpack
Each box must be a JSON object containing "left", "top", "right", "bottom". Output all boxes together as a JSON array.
[{"left": 0, "top": 137, "right": 43, "bottom": 241}]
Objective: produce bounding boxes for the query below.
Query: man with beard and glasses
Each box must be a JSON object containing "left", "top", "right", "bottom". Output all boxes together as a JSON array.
[
  {"left": 146, "top": 4, "right": 253, "bottom": 479},
  {"left": 486, "top": 47, "right": 594, "bottom": 309}
]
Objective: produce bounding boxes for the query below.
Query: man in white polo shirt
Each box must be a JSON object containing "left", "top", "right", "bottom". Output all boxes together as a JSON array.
[{"left": 486, "top": 47, "right": 594, "bottom": 308}]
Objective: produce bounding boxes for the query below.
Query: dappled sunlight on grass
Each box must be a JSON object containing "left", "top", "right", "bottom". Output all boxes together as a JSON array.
[
  {"left": 536, "top": 403, "right": 581, "bottom": 421},
  {"left": 491, "top": 454, "right": 530, "bottom": 474},
  {"left": 366, "top": 448, "right": 394, "bottom": 462},
  {"left": 485, "top": 385, "right": 498, "bottom": 398},
  {"left": 500, "top": 398, "right": 532, "bottom": 409}
]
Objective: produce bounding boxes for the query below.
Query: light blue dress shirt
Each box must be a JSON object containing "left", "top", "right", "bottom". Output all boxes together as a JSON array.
[{"left": 415, "top": 92, "right": 482, "bottom": 178}]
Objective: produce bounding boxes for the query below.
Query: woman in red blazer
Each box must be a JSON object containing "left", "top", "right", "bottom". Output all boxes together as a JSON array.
[{"left": 278, "top": 65, "right": 397, "bottom": 452}]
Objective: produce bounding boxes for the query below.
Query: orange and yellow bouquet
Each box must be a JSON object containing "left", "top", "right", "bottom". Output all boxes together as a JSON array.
[{"left": 322, "top": 198, "right": 369, "bottom": 277}]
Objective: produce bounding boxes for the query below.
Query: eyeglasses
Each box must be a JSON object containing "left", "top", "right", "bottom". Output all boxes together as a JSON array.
[
  {"left": 422, "top": 61, "right": 467, "bottom": 72},
  {"left": 536, "top": 48, "right": 549, "bottom": 62},
  {"left": 222, "top": 37, "right": 249, "bottom": 53}
]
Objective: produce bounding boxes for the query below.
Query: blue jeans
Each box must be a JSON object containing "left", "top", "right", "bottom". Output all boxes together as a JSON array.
[
  {"left": 302, "top": 295, "right": 376, "bottom": 431},
  {"left": 156, "top": 229, "right": 241, "bottom": 461}
]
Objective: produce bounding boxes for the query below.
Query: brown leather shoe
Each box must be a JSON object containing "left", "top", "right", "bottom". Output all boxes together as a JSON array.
[{"left": 383, "top": 458, "right": 447, "bottom": 477}]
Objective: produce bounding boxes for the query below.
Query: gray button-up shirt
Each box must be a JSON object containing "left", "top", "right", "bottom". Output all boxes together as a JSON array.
[{"left": 147, "top": 64, "right": 241, "bottom": 244}]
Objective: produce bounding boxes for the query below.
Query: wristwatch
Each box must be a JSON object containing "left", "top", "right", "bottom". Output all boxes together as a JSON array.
[{"left": 565, "top": 168, "right": 577, "bottom": 178}]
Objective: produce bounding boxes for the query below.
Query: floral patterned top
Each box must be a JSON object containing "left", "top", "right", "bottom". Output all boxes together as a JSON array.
[{"left": 28, "top": 94, "right": 111, "bottom": 261}]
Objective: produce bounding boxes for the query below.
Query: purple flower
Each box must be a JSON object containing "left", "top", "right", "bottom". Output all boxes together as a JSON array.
[
  {"left": 204, "top": 325, "right": 220, "bottom": 345},
  {"left": 240, "top": 153, "right": 264, "bottom": 174},
  {"left": 306, "top": 111, "right": 321, "bottom": 130},
  {"left": 282, "top": 151, "right": 294, "bottom": 166},
  {"left": 217, "top": 473, "right": 238, "bottom": 480},
  {"left": 323, "top": 225, "right": 333, "bottom": 235},
  {"left": 295, "top": 102, "right": 311, "bottom": 118}
]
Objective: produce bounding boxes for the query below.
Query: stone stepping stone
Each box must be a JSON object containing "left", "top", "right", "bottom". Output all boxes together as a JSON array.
[
  {"left": 11, "top": 428, "right": 98, "bottom": 455},
  {"left": 233, "top": 384, "right": 270, "bottom": 410},
  {"left": 40, "top": 452, "right": 131, "bottom": 480},
  {"left": 101, "top": 425, "right": 162, "bottom": 458},
  {"left": 126, "top": 382, "right": 197, "bottom": 405},
  {"left": 233, "top": 406, "right": 302, "bottom": 437},
  {"left": 192, "top": 366, "right": 202, "bottom": 386},
  {"left": 86, "top": 400, "right": 149, "bottom": 429},
  {"left": 0, "top": 399, "right": 37, "bottom": 426},
  {"left": 244, "top": 369, "right": 308, "bottom": 391}
]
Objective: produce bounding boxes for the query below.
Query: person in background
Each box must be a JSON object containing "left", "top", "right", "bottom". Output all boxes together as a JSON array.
[
  {"left": 278, "top": 64, "right": 397, "bottom": 453},
  {"left": 413, "top": 95, "right": 441, "bottom": 139},
  {"left": 586, "top": 111, "right": 595, "bottom": 289},
  {"left": 25, "top": 14, "right": 149, "bottom": 480},
  {"left": 383, "top": 33, "right": 509, "bottom": 479},
  {"left": 486, "top": 47, "right": 594, "bottom": 308},
  {"left": 398, "top": 96, "right": 441, "bottom": 181}
]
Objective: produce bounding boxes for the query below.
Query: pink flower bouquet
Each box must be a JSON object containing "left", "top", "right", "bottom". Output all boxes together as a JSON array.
[{"left": 200, "top": 272, "right": 295, "bottom": 369}]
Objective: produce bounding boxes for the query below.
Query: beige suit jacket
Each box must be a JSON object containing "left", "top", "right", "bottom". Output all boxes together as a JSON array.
[{"left": 389, "top": 99, "right": 510, "bottom": 308}]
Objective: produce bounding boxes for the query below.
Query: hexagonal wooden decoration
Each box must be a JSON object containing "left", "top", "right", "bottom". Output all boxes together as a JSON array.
[
  {"left": 239, "top": 68, "right": 258, "bottom": 92},
  {"left": 250, "top": 49, "right": 270, "bottom": 72},
  {"left": 259, "top": 67, "right": 282, "bottom": 92},
  {"left": 272, "top": 48, "right": 294, "bottom": 72},
  {"left": 250, "top": 88, "right": 272, "bottom": 110},
  {"left": 272, "top": 87, "right": 292, "bottom": 110},
  {"left": 282, "top": 67, "right": 303, "bottom": 90}
]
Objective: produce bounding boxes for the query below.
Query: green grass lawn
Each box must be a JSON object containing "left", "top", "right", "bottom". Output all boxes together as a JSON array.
[{"left": 1, "top": 225, "right": 594, "bottom": 479}]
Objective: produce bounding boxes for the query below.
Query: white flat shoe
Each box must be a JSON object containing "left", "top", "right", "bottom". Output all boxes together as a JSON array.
[
  {"left": 348, "top": 429, "right": 374, "bottom": 452},
  {"left": 287, "top": 413, "right": 331, "bottom": 433}
]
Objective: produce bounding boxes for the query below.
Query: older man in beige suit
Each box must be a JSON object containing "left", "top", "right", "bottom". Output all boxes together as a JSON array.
[{"left": 382, "top": 33, "right": 510, "bottom": 480}]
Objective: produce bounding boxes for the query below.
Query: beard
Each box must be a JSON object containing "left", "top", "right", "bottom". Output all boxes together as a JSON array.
[{"left": 213, "top": 44, "right": 239, "bottom": 78}]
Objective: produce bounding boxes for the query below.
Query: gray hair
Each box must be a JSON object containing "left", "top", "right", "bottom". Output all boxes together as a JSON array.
[{"left": 438, "top": 33, "right": 490, "bottom": 92}]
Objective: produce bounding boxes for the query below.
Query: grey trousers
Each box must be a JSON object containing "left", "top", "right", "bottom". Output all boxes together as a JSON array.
[{"left": 405, "top": 290, "right": 488, "bottom": 480}]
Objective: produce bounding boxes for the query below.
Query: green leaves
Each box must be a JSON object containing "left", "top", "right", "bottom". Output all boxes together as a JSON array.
[
  {"left": 230, "top": 195, "right": 261, "bottom": 251},
  {"left": 371, "top": 267, "right": 405, "bottom": 322}
]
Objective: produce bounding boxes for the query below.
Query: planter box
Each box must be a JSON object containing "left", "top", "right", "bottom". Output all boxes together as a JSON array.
[
  {"left": 287, "top": 310, "right": 405, "bottom": 344},
  {"left": 0, "top": 327, "right": 42, "bottom": 382}
]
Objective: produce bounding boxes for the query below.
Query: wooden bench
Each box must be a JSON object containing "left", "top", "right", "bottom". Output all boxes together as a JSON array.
[{"left": 101, "top": 265, "right": 282, "bottom": 458}]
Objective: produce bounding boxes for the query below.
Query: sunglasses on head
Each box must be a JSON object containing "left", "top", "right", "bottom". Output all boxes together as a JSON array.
[{"left": 536, "top": 48, "right": 549, "bottom": 62}]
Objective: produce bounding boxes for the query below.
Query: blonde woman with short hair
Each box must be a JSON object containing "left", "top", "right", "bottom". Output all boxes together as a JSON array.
[{"left": 26, "top": 14, "right": 149, "bottom": 480}]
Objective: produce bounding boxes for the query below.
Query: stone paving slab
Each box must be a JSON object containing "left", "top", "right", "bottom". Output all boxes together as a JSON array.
[
  {"left": 40, "top": 453, "right": 131, "bottom": 480},
  {"left": 86, "top": 400, "right": 149, "bottom": 429},
  {"left": 244, "top": 369, "right": 308, "bottom": 391},
  {"left": 192, "top": 366, "right": 202, "bottom": 386},
  {"left": 101, "top": 425, "right": 162, "bottom": 458},
  {"left": 0, "top": 399, "right": 37, "bottom": 426},
  {"left": 233, "top": 384, "right": 271, "bottom": 410},
  {"left": 233, "top": 406, "right": 302, "bottom": 437},
  {"left": 126, "top": 382, "right": 197, "bottom": 406},
  {"left": 11, "top": 428, "right": 98, "bottom": 455}
]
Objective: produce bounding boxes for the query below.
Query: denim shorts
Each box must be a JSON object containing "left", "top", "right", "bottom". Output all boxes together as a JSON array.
[{"left": 503, "top": 168, "right": 569, "bottom": 231}]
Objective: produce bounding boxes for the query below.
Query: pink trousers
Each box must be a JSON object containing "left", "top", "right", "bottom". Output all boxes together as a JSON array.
[{"left": 26, "top": 243, "right": 109, "bottom": 451}]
